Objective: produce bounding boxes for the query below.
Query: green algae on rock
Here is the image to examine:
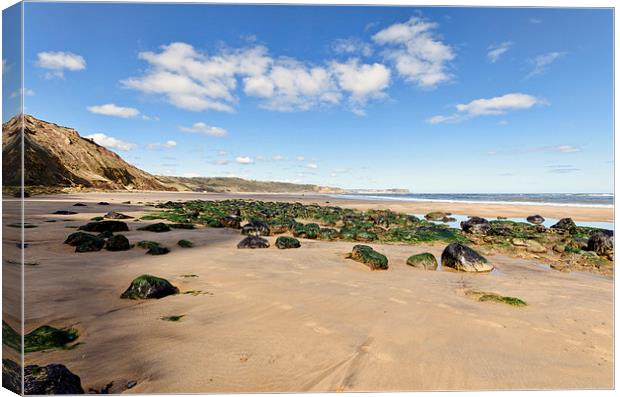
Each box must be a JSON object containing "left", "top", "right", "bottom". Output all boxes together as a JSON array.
[
  {"left": 120, "top": 274, "right": 179, "bottom": 299},
  {"left": 349, "top": 245, "right": 388, "bottom": 270}
]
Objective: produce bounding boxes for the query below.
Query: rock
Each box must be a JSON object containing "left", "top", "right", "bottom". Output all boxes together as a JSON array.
[
  {"left": 104, "top": 235, "right": 131, "bottom": 251},
  {"left": 553, "top": 244, "right": 566, "bottom": 253},
  {"left": 587, "top": 230, "right": 613, "bottom": 258},
  {"left": 146, "top": 246, "right": 170, "bottom": 255},
  {"left": 350, "top": 245, "right": 389, "bottom": 270},
  {"left": 120, "top": 274, "right": 179, "bottom": 299},
  {"left": 73, "top": 203, "right": 87, "bottom": 206},
  {"left": 104, "top": 211, "right": 133, "bottom": 219},
  {"left": 550, "top": 263, "right": 571, "bottom": 272},
  {"left": 241, "top": 221, "right": 270, "bottom": 236},
  {"left": 64, "top": 231, "right": 97, "bottom": 246},
  {"left": 138, "top": 222, "right": 171, "bottom": 232},
  {"left": 24, "top": 364, "right": 84, "bottom": 394},
  {"left": 220, "top": 216, "right": 241, "bottom": 229},
  {"left": 237, "top": 236, "right": 270, "bottom": 249},
  {"left": 2, "top": 359, "right": 21, "bottom": 394},
  {"left": 64, "top": 232, "right": 105, "bottom": 252},
  {"left": 511, "top": 238, "right": 546, "bottom": 253},
  {"left": 78, "top": 220, "right": 129, "bottom": 233},
  {"left": 406, "top": 253, "right": 438, "bottom": 270},
  {"left": 460, "top": 217, "right": 491, "bottom": 235},
  {"left": 275, "top": 236, "right": 301, "bottom": 249},
  {"left": 526, "top": 215, "right": 545, "bottom": 225},
  {"left": 441, "top": 243, "right": 493, "bottom": 272},
  {"left": 169, "top": 223, "right": 195, "bottom": 229},
  {"left": 511, "top": 238, "right": 527, "bottom": 247},
  {"left": 318, "top": 228, "right": 339, "bottom": 240},
  {"left": 137, "top": 240, "right": 160, "bottom": 249},
  {"left": 425, "top": 211, "right": 449, "bottom": 221},
  {"left": 293, "top": 223, "right": 320, "bottom": 239},
  {"left": 551, "top": 218, "right": 577, "bottom": 233},
  {"left": 177, "top": 239, "right": 193, "bottom": 248},
  {"left": 442, "top": 216, "right": 457, "bottom": 223},
  {"left": 98, "top": 202, "right": 110, "bottom": 205},
  {"left": 53, "top": 210, "right": 77, "bottom": 215}
]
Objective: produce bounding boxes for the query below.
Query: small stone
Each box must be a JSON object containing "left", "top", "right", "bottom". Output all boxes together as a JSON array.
[
  {"left": 138, "top": 223, "right": 171, "bottom": 232},
  {"left": 104, "top": 235, "right": 131, "bottom": 251},
  {"left": 120, "top": 274, "right": 179, "bottom": 299},
  {"left": 406, "top": 253, "right": 438, "bottom": 270},
  {"left": 275, "top": 236, "right": 301, "bottom": 249},
  {"left": 237, "top": 236, "right": 270, "bottom": 249}
]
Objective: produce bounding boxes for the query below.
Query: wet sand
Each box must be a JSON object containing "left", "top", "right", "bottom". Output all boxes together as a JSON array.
[{"left": 4, "top": 192, "right": 614, "bottom": 392}]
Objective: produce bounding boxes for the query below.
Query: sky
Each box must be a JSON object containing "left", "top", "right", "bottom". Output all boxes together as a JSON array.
[{"left": 2, "top": 3, "right": 614, "bottom": 193}]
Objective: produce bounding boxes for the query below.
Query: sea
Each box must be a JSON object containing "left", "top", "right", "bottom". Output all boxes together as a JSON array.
[{"left": 331, "top": 193, "right": 614, "bottom": 230}]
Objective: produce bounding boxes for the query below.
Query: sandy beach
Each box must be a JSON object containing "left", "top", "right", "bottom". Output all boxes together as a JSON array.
[{"left": 4, "top": 192, "right": 614, "bottom": 392}]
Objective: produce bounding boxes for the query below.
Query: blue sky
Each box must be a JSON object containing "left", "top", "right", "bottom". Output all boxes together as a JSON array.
[{"left": 2, "top": 3, "right": 614, "bottom": 193}]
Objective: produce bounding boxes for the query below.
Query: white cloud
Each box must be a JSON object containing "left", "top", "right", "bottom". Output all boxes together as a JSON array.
[
  {"left": 123, "top": 41, "right": 389, "bottom": 115},
  {"left": 179, "top": 122, "right": 227, "bottom": 137},
  {"left": 330, "top": 59, "right": 390, "bottom": 114},
  {"left": 556, "top": 145, "right": 580, "bottom": 153},
  {"left": 272, "top": 155, "right": 284, "bottom": 161},
  {"left": 2, "top": 59, "right": 9, "bottom": 75},
  {"left": 36, "top": 51, "right": 85, "bottom": 78},
  {"left": 296, "top": 156, "right": 305, "bottom": 161},
  {"left": 87, "top": 103, "right": 140, "bottom": 118},
  {"left": 527, "top": 51, "right": 564, "bottom": 78},
  {"left": 236, "top": 156, "right": 254, "bottom": 164},
  {"left": 306, "top": 163, "right": 318, "bottom": 169},
  {"left": 529, "top": 18, "right": 542, "bottom": 24},
  {"left": 332, "top": 38, "right": 373, "bottom": 57},
  {"left": 85, "top": 133, "right": 136, "bottom": 151},
  {"left": 147, "top": 140, "right": 177, "bottom": 149},
  {"left": 210, "top": 159, "right": 230, "bottom": 165},
  {"left": 428, "top": 93, "right": 543, "bottom": 124},
  {"left": 487, "top": 42, "right": 512, "bottom": 63},
  {"left": 10, "top": 88, "right": 35, "bottom": 98},
  {"left": 372, "top": 16, "right": 454, "bottom": 88}
]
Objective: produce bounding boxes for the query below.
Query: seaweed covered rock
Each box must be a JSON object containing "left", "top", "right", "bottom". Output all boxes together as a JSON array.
[
  {"left": 275, "top": 236, "right": 301, "bottom": 249},
  {"left": 120, "top": 274, "right": 179, "bottom": 299},
  {"left": 460, "top": 217, "right": 491, "bottom": 235},
  {"left": 441, "top": 243, "right": 493, "bottom": 272},
  {"left": 177, "top": 239, "right": 193, "bottom": 248},
  {"left": 104, "top": 235, "right": 131, "bottom": 251},
  {"left": 349, "top": 245, "right": 388, "bottom": 270},
  {"left": 170, "top": 223, "right": 195, "bottom": 229},
  {"left": 64, "top": 231, "right": 98, "bottom": 246},
  {"left": 146, "top": 246, "right": 170, "bottom": 255},
  {"left": 53, "top": 210, "right": 77, "bottom": 215},
  {"left": 425, "top": 211, "right": 449, "bottom": 221},
  {"left": 551, "top": 218, "right": 577, "bottom": 233},
  {"left": 354, "top": 231, "right": 378, "bottom": 242},
  {"left": 2, "top": 359, "right": 21, "bottom": 394},
  {"left": 24, "top": 325, "right": 78, "bottom": 353},
  {"left": 138, "top": 222, "right": 171, "bottom": 233},
  {"left": 78, "top": 220, "right": 129, "bottom": 233},
  {"left": 293, "top": 223, "right": 320, "bottom": 239},
  {"left": 526, "top": 215, "right": 545, "bottom": 225},
  {"left": 104, "top": 211, "right": 133, "bottom": 219},
  {"left": 241, "top": 221, "right": 270, "bottom": 236},
  {"left": 511, "top": 238, "right": 547, "bottom": 253},
  {"left": 406, "top": 253, "right": 438, "bottom": 270},
  {"left": 73, "top": 203, "right": 87, "bottom": 207},
  {"left": 237, "top": 236, "right": 270, "bottom": 249},
  {"left": 318, "top": 228, "right": 339, "bottom": 240},
  {"left": 220, "top": 216, "right": 241, "bottom": 229},
  {"left": 587, "top": 230, "right": 613, "bottom": 258},
  {"left": 137, "top": 240, "right": 160, "bottom": 249},
  {"left": 24, "top": 364, "right": 84, "bottom": 395}
]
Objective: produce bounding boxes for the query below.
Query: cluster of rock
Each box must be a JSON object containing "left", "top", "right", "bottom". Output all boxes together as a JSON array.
[{"left": 64, "top": 219, "right": 131, "bottom": 253}]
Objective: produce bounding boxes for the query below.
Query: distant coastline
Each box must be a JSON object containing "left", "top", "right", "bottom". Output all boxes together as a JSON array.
[{"left": 331, "top": 193, "right": 614, "bottom": 208}]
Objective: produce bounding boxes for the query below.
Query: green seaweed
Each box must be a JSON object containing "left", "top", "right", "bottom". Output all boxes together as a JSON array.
[
  {"left": 2, "top": 321, "right": 21, "bottom": 352},
  {"left": 161, "top": 315, "right": 184, "bottom": 322},
  {"left": 177, "top": 239, "right": 194, "bottom": 248},
  {"left": 24, "top": 325, "right": 79, "bottom": 353}
]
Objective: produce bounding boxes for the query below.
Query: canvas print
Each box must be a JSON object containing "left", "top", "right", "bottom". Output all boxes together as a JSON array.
[{"left": 2, "top": 1, "right": 614, "bottom": 394}]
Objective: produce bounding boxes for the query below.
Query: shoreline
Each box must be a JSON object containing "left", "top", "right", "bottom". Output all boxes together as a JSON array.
[{"left": 25, "top": 190, "right": 614, "bottom": 223}]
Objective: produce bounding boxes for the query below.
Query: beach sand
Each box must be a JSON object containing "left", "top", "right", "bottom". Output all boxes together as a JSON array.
[{"left": 4, "top": 192, "right": 613, "bottom": 392}]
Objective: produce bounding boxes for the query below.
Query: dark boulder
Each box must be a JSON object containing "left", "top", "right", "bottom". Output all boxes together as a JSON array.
[
  {"left": 237, "top": 236, "right": 270, "bottom": 249},
  {"left": 104, "top": 211, "right": 133, "bottom": 219},
  {"left": 2, "top": 359, "right": 21, "bottom": 394},
  {"left": 349, "top": 245, "right": 388, "bottom": 270},
  {"left": 73, "top": 203, "right": 87, "bottom": 207},
  {"left": 104, "top": 235, "right": 131, "bottom": 251},
  {"left": 177, "top": 239, "right": 193, "bottom": 248},
  {"left": 318, "top": 228, "right": 339, "bottom": 240},
  {"left": 406, "top": 253, "right": 438, "bottom": 270},
  {"left": 98, "top": 202, "right": 110, "bottom": 205},
  {"left": 169, "top": 223, "right": 195, "bottom": 229},
  {"left": 241, "top": 221, "right": 270, "bottom": 236},
  {"left": 24, "top": 364, "right": 84, "bottom": 395},
  {"left": 441, "top": 243, "right": 493, "bottom": 272},
  {"left": 120, "top": 274, "right": 179, "bottom": 299},
  {"left": 146, "top": 246, "right": 170, "bottom": 255},
  {"left": 460, "top": 217, "right": 491, "bottom": 235},
  {"left": 526, "top": 215, "right": 545, "bottom": 225},
  {"left": 64, "top": 232, "right": 105, "bottom": 252},
  {"left": 138, "top": 222, "right": 171, "bottom": 233},
  {"left": 551, "top": 218, "right": 577, "bottom": 233},
  {"left": 53, "top": 210, "right": 77, "bottom": 215},
  {"left": 64, "top": 232, "right": 97, "bottom": 246},
  {"left": 78, "top": 220, "right": 129, "bottom": 233},
  {"left": 587, "top": 230, "right": 613, "bottom": 258},
  {"left": 275, "top": 236, "right": 301, "bottom": 249}
]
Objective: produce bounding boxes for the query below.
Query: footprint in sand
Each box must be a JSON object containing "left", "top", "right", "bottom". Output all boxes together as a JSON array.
[{"left": 305, "top": 321, "right": 331, "bottom": 335}]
